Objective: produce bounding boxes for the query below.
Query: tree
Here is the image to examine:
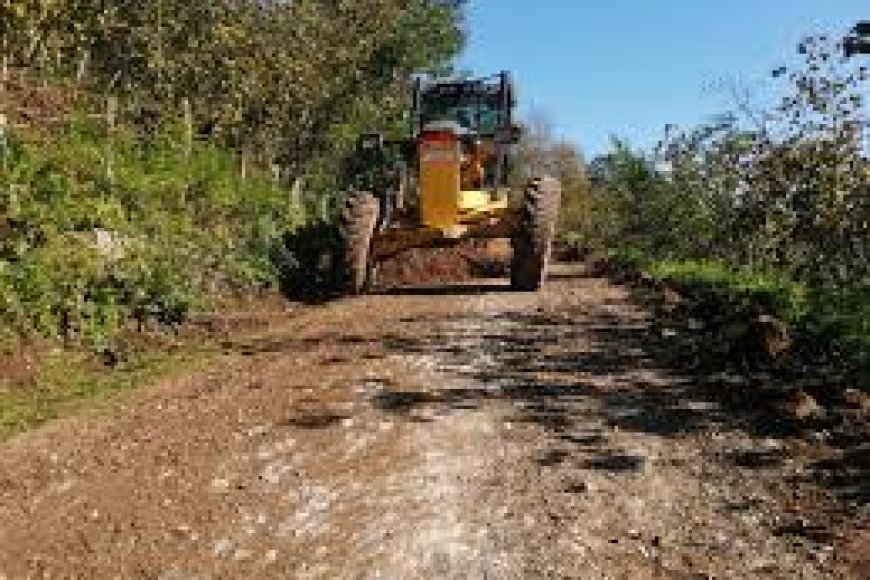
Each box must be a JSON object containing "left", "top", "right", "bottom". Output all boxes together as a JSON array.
[
  {"left": 2, "top": 0, "right": 467, "bottom": 187},
  {"left": 658, "top": 34, "right": 870, "bottom": 284},
  {"left": 513, "top": 111, "right": 591, "bottom": 242}
]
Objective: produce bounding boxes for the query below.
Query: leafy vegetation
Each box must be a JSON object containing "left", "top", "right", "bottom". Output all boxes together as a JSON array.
[
  {"left": 644, "top": 260, "right": 808, "bottom": 321},
  {"left": 3, "top": 0, "right": 464, "bottom": 191},
  {"left": 567, "top": 34, "right": 870, "bottom": 370},
  {"left": 1, "top": 120, "right": 304, "bottom": 349},
  {"left": 0, "top": 0, "right": 466, "bottom": 351},
  {"left": 515, "top": 113, "right": 592, "bottom": 248},
  {"left": 0, "top": 346, "right": 200, "bottom": 441}
]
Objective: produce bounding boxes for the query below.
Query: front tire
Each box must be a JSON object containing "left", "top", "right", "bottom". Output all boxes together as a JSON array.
[
  {"left": 511, "top": 177, "right": 561, "bottom": 291},
  {"left": 339, "top": 191, "right": 380, "bottom": 295}
]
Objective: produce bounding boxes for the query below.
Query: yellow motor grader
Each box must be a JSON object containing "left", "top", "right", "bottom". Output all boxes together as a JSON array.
[{"left": 340, "top": 71, "right": 561, "bottom": 293}]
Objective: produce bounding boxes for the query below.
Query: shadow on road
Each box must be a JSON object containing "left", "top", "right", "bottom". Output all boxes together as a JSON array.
[
  {"left": 220, "top": 274, "right": 868, "bottom": 540},
  {"left": 372, "top": 283, "right": 513, "bottom": 296},
  {"left": 363, "top": 292, "right": 868, "bottom": 522}
]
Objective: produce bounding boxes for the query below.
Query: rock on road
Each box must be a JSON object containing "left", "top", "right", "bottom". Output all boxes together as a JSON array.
[{"left": 0, "top": 265, "right": 866, "bottom": 579}]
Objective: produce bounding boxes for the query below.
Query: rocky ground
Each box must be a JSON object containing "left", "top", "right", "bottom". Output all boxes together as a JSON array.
[{"left": 0, "top": 264, "right": 867, "bottom": 579}]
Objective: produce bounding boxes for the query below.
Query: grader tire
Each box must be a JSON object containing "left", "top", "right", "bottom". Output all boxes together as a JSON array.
[
  {"left": 339, "top": 191, "right": 380, "bottom": 295},
  {"left": 511, "top": 177, "right": 561, "bottom": 291}
]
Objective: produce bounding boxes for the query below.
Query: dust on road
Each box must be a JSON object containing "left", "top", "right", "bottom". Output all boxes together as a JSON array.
[{"left": 0, "top": 265, "right": 866, "bottom": 579}]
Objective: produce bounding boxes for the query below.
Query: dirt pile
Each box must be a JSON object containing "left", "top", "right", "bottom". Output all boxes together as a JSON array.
[{"left": 376, "top": 239, "right": 510, "bottom": 288}]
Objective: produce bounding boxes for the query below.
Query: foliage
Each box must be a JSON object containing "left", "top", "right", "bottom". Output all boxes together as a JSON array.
[
  {"left": 658, "top": 35, "right": 870, "bottom": 283},
  {"left": 581, "top": 139, "right": 717, "bottom": 260},
  {"left": 573, "top": 33, "right": 870, "bottom": 366},
  {"left": 644, "top": 260, "right": 808, "bottom": 324},
  {"left": 2, "top": 0, "right": 466, "bottom": 192},
  {"left": 0, "top": 346, "right": 198, "bottom": 441},
  {"left": 0, "top": 121, "right": 304, "bottom": 349},
  {"left": 0, "top": 0, "right": 467, "bottom": 348},
  {"left": 513, "top": 113, "right": 592, "bottom": 244}
]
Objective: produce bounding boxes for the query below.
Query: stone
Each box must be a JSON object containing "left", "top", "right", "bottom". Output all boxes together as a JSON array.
[{"left": 213, "top": 538, "right": 233, "bottom": 557}]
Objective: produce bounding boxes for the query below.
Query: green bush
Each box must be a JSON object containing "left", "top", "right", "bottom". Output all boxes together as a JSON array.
[
  {"left": 644, "top": 259, "right": 808, "bottom": 324},
  {"left": 575, "top": 35, "right": 870, "bottom": 368},
  {"left": 0, "top": 121, "right": 305, "bottom": 350}
]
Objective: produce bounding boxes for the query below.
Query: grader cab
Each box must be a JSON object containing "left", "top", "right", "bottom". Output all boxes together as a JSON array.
[{"left": 340, "top": 71, "right": 561, "bottom": 293}]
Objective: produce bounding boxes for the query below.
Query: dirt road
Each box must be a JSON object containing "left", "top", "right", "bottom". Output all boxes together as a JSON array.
[{"left": 0, "top": 265, "right": 867, "bottom": 579}]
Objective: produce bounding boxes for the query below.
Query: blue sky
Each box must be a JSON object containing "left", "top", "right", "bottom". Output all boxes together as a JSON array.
[{"left": 457, "top": 1, "right": 867, "bottom": 157}]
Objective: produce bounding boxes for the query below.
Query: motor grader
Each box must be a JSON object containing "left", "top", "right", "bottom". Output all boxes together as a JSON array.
[{"left": 339, "top": 71, "right": 561, "bottom": 293}]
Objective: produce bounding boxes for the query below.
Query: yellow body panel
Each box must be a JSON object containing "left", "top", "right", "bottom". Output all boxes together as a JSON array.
[
  {"left": 458, "top": 189, "right": 509, "bottom": 216},
  {"left": 419, "top": 134, "right": 509, "bottom": 233},
  {"left": 419, "top": 140, "right": 461, "bottom": 230}
]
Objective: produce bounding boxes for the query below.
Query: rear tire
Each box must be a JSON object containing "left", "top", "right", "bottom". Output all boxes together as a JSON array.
[
  {"left": 339, "top": 191, "right": 380, "bottom": 295},
  {"left": 511, "top": 177, "right": 561, "bottom": 291}
]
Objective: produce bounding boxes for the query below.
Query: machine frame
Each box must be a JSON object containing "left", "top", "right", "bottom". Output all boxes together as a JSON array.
[{"left": 340, "top": 71, "right": 561, "bottom": 293}]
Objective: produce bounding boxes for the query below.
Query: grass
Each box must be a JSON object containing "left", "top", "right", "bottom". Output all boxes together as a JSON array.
[
  {"left": 610, "top": 250, "right": 868, "bottom": 373},
  {"left": 644, "top": 259, "right": 809, "bottom": 324},
  {"left": 0, "top": 292, "right": 302, "bottom": 442},
  {"left": 0, "top": 341, "right": 217, "bottom": 442}
]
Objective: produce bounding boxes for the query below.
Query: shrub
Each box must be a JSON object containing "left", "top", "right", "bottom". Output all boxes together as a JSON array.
[{"left": 0, "top": 120, "right": 305, "bottom": 350}]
